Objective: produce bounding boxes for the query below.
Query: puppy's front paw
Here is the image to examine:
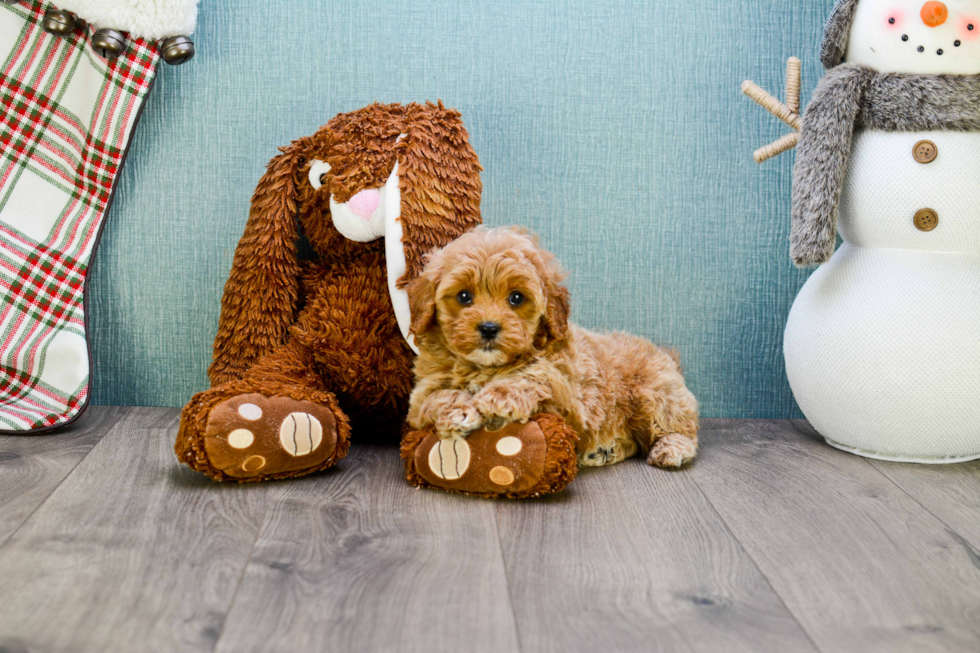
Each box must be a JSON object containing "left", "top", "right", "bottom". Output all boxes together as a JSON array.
[
  {"left": 473, "top": 385, "right": 535, "bottom": 424},
  {"left": 436, "top": 403, "right": 483, "bottom": 439},
  {"left": 647, "top": 433, "right": 697, "bottom": 469},
  {"left": 416, "top": 390, "right": 484, "bottom": 439}
]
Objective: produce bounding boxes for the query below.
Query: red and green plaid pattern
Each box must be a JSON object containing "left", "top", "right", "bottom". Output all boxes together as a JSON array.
[{"left": 0, "top": 1, "right": 158, "bottom": 432}]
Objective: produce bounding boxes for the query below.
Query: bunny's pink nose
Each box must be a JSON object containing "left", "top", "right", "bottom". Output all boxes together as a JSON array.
[{"left": 348, "top": 188, "right": 380, "bottom": 219}]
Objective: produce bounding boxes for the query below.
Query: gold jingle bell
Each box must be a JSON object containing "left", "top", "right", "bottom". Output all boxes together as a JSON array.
[
  {"left": 91, "top": 28, "right": 126, "bottom": 59},
  {"left": 42, "top": 8, "right": 76, "bottom": 36},
  {"left": 161, "top": 35, "right": 195, "bottom": 65}
]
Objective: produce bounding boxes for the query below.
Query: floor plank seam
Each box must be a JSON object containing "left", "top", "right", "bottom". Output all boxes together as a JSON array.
[
  {"left": 0, "top": 409, "right": 123, "bottom": 551},
  {"left": 209, "top": 497, "right": 274, "bottom": 653},
  {"left": 688, "top": 467, "right": 824, "bottom": 653},
  {"left": 860, "top": 457, "right": 979, "bottom": 550},
  {"left": 794, "top": 417, "right": 980, "bottom": 549},
  {"left": 492, "top": 505, "right": 526, "bottom": 653}
]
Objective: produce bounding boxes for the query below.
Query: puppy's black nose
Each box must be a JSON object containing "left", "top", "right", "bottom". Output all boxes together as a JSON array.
[{"left": 477, "top": 322, "right": 501, "bottom": 340}]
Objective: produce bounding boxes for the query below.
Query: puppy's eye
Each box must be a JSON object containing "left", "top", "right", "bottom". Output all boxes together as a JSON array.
[
  {"left": 508, "top": 291, "right": 525, "bottom": 307},
  {"left": 457, "top": 290, "right": 474, "bottom": 306}
]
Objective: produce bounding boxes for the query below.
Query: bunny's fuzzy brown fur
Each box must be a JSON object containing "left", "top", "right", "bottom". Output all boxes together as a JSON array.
[
  {"left": 175, "top": 102, "right": 483, "bottom": 482},
  {"left": 406, "top": 227, "right": 700, "bottom": 469}
]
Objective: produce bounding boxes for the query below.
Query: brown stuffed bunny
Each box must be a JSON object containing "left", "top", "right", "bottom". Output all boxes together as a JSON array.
[{"left": 175, "top": 102, "right": 484, "bottom": 481}]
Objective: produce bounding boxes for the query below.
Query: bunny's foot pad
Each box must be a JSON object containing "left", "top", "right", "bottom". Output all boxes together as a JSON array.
[
  {"left": 401, "top": 413, "right": 578, "bottom": 499},
  {"left": 188, "top": 393, "right": 347, "bottom": 482}
]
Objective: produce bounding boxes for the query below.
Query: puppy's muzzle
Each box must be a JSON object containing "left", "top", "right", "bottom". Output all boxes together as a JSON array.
[{"left": 477, "top": 322, "right": 501, "bottom": 341}]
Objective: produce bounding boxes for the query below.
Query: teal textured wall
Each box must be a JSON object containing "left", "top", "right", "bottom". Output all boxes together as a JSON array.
[{"left": 89, "top": 0, "right": 833, "bottom": 418}]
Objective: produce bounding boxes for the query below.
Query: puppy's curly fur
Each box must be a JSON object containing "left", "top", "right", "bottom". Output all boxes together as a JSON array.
[{"left": 407, "top": 227, "right": 699, "bottom": 468}]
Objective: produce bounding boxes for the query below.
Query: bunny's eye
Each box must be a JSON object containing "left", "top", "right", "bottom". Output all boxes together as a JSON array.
[
  {"left": 308, "top": 159, "right": 332, "bottom": 190},
  {"left": 508, "top": 291, "right": 525, "bottom": 307},
  {"left": 457, "top": 290, "right": 474, "bottom": 306}
]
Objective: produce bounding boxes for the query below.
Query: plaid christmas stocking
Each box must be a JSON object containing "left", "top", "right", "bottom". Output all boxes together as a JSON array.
[{"left": 0, "top": 0, "right": 196, "bottom": 433}]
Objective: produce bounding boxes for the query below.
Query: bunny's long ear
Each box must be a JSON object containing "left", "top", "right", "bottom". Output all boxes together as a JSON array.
[
  {"left": 395, "top": 101, "right": 483, "bottom": 289},
  {"left": 208, "top": 143, "right": 305, "bottom": 386}
]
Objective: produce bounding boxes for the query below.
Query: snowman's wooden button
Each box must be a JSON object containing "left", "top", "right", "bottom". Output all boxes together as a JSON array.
[
  {"left": 914, "top": 208, "right": 939, "bottom": 232},
  {"left": 913, "top": 140, "right": 937, "bottom": 164}
]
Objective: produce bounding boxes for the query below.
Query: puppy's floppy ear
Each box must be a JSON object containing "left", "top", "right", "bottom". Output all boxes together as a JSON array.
[
  {"left": 524, "top": 236, "right": 570, "bottom": 347},
  {"left": 208, "top": 139, "right": 308, "bottom": 386},
  {"left": 407, "top": 251, "right": 444, "bottom": 339},
  {"left": 541, "top": 277, "right": 571, "bottom": 345}
]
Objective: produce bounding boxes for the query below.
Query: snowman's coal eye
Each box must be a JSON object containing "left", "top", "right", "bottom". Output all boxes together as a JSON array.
[
  {"left": 902, "top": 34, "right": 909, "bottom": 41},
  {"left": 970, "top": 24, "right": 975, "bottom": 30},
  {"left": 955, "top": 40, "right": 962, "bottom": 46},
  {"left": 889, "top": 17, "right": 896, "bottom": 24},
  {"left": 918, "top": 45, "right": 925, "bottom": 52},
  {"left": 937, "top": 49, "right": 944, "bottom": 55}
]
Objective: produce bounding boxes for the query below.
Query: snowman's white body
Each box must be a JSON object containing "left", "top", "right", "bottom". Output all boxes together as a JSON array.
[
  {"left": 784, "top": 129, "right": 980, "bottom": 462},
  {"left": 781, "top": 0, "right": 980, "bottom": 462}
]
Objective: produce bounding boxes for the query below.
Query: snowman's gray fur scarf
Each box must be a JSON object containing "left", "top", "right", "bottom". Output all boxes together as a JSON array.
[
  {"left": 820, "top": 0, "right": 859, "bottom": 69},
  {"left": 791, "top": 64, "right": 980, "bottom": 267}
]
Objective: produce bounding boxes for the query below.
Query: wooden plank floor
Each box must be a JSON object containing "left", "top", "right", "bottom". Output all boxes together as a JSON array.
[{"left": 0, "top": 407, "right": 978, "bottom": 653}]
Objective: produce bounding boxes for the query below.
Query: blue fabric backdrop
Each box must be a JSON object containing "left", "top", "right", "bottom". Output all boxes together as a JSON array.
[{"left": 88, "top": 0, "right": 834, "bottom": 418}]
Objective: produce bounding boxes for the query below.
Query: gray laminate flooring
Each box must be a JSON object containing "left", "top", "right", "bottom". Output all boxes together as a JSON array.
[{"left": 0, "top": 407, "right": 978, "bottom": 653}]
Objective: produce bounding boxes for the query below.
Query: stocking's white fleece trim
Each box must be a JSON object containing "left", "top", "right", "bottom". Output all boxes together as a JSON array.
[{"left": 54, "top": 0, "right": 199, "bottom": 40}]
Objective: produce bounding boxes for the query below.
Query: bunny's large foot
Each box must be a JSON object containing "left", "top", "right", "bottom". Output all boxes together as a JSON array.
[
  {"left": 401, "top": 413, "right": 578, "bottom": 499},
  {"left": 177, "top": 387, "right": 350, "bottom": 482}
]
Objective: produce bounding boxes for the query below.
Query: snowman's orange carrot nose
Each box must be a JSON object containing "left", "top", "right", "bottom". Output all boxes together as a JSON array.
[{"left": 921, "top": 1, "right": 948, "bottom": 27}]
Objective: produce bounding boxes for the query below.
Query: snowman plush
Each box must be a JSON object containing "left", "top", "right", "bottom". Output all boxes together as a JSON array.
[{"left": 751, "top": 0, "right": 980, "bottom": 462}]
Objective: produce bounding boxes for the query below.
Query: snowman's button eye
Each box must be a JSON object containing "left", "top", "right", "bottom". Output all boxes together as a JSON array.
[{"left": 308, "top": 159, "right": 331, "bottom": 190}]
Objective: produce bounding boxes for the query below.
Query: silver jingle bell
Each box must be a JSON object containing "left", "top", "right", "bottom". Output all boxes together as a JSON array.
[
  {"left": 42, "top": 8, "right": 76, "bottom": 36},
  {"left": 91, "top": 28, "right": 126, "bottom": 59},
  {"left": 160, "top": 35, "right": 195, "bottom": 65}
]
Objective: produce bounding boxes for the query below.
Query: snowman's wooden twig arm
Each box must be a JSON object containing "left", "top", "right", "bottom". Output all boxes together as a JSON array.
[
  {"left": 754, "top": 132, "right": 799, "bottom": 163},
  {"left": 786, "top": 57, "right": 801, "bottom": 114},
  {"left": 742, "top": 81, "right": 802, "bottom": 131},
  {"left": 742, "top": 57, "right": 803, "bottom": 163}
]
